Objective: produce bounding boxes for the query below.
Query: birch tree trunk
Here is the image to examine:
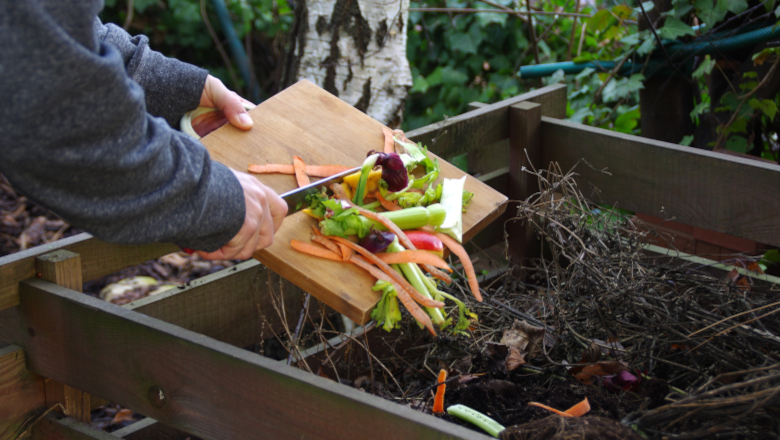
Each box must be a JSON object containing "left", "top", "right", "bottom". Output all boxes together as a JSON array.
[{"left": 281, "top": 0, "right": 413, "bottom": 126}]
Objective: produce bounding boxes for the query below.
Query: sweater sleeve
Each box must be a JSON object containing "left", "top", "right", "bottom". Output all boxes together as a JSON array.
[
  {"left": 0, "top": 0, "right": 245, "bottom": 252},
  {"left": 94, "top": 18, "right": 208, "bottom": 128}
]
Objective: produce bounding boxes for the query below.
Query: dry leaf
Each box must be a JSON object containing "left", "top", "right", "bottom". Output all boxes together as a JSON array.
[
  {"left": 506, "top": 347, "right": 526, "bottom": 371},
  {"left": 501, "top": 319, "right": 546, "bottom": 359}
]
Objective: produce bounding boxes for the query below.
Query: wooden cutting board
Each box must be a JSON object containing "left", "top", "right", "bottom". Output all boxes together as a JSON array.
[{"left": 200, "top": 80, "right": 507, "bottom": 324}]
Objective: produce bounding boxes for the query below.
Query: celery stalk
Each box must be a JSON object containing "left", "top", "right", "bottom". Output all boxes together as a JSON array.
[
  {"left": 321, "top": 204, "right": 447, "bottom": 237},
  {"left": 437, "top": 176, "right": 466, "bottom": 243},
  {"left": 447, "top": 405, "right": 504, "bottom": 438},
  {"left": 387, "top": 240, "right": 445, "bottom": 326},
  {"left": 353, "top": 154, "right": 378, "bottom": 205}
]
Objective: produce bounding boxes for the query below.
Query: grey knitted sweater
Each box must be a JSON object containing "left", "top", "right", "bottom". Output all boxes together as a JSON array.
[{"left": 0, "top": 0, "right": 245, "bottom": 252}]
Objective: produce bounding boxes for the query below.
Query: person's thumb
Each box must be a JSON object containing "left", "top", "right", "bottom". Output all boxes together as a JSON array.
[{"left": 219, "top": 93, "right": 254, "bottom": 130}]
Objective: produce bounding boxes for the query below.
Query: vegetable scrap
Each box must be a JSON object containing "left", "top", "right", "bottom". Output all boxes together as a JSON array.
[
  {"left": 528, "top": 397, "right": 591, "bottom": 418},
  {"left": 433, "top": 369, "right": 448, "bottom": 413},
  {"left": 282, "top": 128, "right": 477, "bottom": 335}
]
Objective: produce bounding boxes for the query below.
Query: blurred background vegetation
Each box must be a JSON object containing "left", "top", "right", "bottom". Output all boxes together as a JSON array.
[{"left": 100, "top": 0, "right": 780, "bottom": 161}]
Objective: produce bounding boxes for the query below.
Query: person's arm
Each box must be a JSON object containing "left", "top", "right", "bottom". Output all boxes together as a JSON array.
[{"left": 0, "top": 1, "right": 282, "bottom": 254}]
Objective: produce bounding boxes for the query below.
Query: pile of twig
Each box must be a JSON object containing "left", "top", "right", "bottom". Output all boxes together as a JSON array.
[{"left": 510, "top": 161, "right": 780, "bottom": 438}]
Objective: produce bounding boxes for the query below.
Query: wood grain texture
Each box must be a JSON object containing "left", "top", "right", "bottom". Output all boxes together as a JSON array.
[
  {"left": 200, "top": 80, "right": 507, "bottom": 324},
  {"left": 406, "top": 84, "right": 566, "bottom": 161},
  {"left": 508, "top": 103, "right": 542, "bottom": 267},
  {"left": 31, "top": 413, "right": 119, "bottom": 440},
  {"left": 0, "top": 233, "right": 177, "bottom": 311},
  {"left": 541, "top": 117, "right": 780, "bottom": 247},
  {"left": 6, "top": 279, "right": 492, "bottom": 440},
  {"left": 36, "top": 250, "right": 91, "bottom": 424},
  {"left": 0, "top": 345, "right": 46, "bottom": 440},
  {"left": 125, "top": 260, "right": 317, "bottom": 348}
]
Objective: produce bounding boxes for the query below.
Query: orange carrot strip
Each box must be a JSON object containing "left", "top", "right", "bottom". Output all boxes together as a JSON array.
[
  {"left": 347, "top": 254, "right": 436, "bottom": 336},
  {"left": 311, "top": 235, "right": 342, "bottom": 256},
  {"left": 564, "top": 397, "right": 591, "bottom": 417},
  {"left": 329, "top": 236, "right": 444, "bottom": 310},
  {"left": 338, "top": 243, "right": 353, "bottom": 262},
  {"left": 424, "top": 229, "right": 482, "bottom": 302},
  {"left": 248, "top": 163, "right": 294, "bottom": 174},
  {"left": 305, "top": 165, "right": 352, "bottom": 177},
  {"left": 382, "top": 127, "right": 395, "bottom": 154},
  {"left": 248, "top": 163, "right": 352, "bottom": 177},
  {"left": 290, "top": 240, "right": 342, "bottom": 262},
  {"left": 377, "top": 251, "right": 452, "bottom": 272},
  {"left": 293, "top": 156, "right": 310, "bottom": 187},
  {"left": 393, "top": 129, "right": 413, "bottom": 144},
  {"left": 528, "top": 402, "right": 574, "bottom": 418},
  {"left": 376, "top": 192, "right": 402, "bottom": 211},
  {"left": 432, "top": 369, "right": 448, "bottom": 413},
  {"left": 330, "top": 184, "right": 451, "bottom": 284}
]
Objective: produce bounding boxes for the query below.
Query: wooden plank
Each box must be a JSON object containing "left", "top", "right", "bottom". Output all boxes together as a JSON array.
[
  {"left": 2, "top": 279, "right": 492, "bottom": 440},
  {"left": 201, "top": 80, "right": 507, "bottom": 325},
  {"left": 0, "top": 233, "right": 177, "bottom": 311},
  {"left": 0, "top": 345, "right": 46, "bottom": 440},
  {"left": 36, "top": 250, "right": 91, "bottom": 423},
  {"left": 125, "top": 260, "right": 315, "bottom": 349},
  {"left": 406, "top": 84, "right": 566, "bottom": 161},
  {"left": 541, "top": 117, "right": 780, "bottom": 247},
  {"left": 508, "top": 103, "right": 543, "bottom": 268},
  {"left": 31, "top": 413, "right": 119, "bottom": 440},
  {"left": 114, "top": 418, "right": 197, "bottom": 440}
]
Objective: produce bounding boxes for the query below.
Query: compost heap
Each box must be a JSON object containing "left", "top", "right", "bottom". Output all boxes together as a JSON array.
[{"left": 277, "top": 162, "right": 780, "bottom": 440}]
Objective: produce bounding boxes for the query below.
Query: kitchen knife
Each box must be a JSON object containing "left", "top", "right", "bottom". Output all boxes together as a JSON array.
[{"left": 280, "top": 166, "right": 361, "bottom": 215}]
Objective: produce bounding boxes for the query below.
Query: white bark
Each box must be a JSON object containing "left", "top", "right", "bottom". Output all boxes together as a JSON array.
[{"left": 287, "top": 0, "right": 413, "bottom": 125}]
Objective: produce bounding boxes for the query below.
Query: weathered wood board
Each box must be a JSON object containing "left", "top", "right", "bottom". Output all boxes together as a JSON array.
[{"left": 200, "top": 80, "right": 508, "bottom": 323}]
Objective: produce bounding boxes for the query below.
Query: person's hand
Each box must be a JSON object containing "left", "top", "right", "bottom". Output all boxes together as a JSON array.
[
  {"left": 197, "top": 170, "right": 288, "bottom": 260},
  {"left": 191, "top": 75, "right": 256, "bottom": 138}
]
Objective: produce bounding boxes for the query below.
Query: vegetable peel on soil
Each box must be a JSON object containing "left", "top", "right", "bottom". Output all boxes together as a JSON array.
[{"left": 528, "top": 397, "right": 591, "bottom": 418}]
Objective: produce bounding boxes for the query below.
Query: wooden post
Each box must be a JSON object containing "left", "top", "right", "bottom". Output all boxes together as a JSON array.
[
  {"left": 508, "top": 102, "right": 542, "bottom": 270},
  {"left": 35, "top": 250, "right": 92, "bottom": 424}
]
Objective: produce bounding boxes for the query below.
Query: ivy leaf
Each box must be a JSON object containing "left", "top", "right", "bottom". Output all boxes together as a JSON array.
[
  {"left": 603, "top": 74, "right": 645, "bottom": 102},
  {"left": 658, "top": 17, "right": 695, "bottom": 39},
  {"left": 426, "top": 67, "right": 443, "bottom": 88},
  {"left": 475, "top": 2, "right": 508, "bottom": 26},
  {"left": 614, "top": 107, "right": 640, "bottom": 133},
  {"left": 725, "top": 136, "right": 750, "bottom": 153},
  {"left": 448, "top": 32, "right": 477, "bottom": 54},
  {"left": 440, "top": 66, "right": 470, "bottom": 86},
  {"left": 612, "top": 4, "right": 633, "bottom": 19},
  {"left": 692, "top": 55, "right": 716, "bottom": 79},
  {"left": 680, "top": 135, "right": 695, "bottom": 146},
  {"left": 749, "top": 98, "right": 778, "bottom": 120},
  {"left": 545, "top": 69, "right": 566, "bottom": 85},
  {"left": 587, "top": 10, "right": 613, "bottom": 33},
  {"left": 753, "top": 47, "right": 780, "bottom": 66},
  {"left": 633, "top": 1, "right": 655, "bottom": 14},
  {"left": 573, "top": 53, "right": 595, "bottom": 63},
  {"left": 690, "top": 101, "right": 708, "bottom": 121},
  {"left": 722, "top": 0, "right": 748, "bottom": 15},
  {"left": 637, "top": 37, "right": 656, "bottom": 56},
  {"left": 776, "top": 4, "right": 780, "bottom": 17},
  {"left": 695, "top": 0, "right": 725, "bottom": 26},
  {"left": 410, "top": 75, "right": 429, "bottom": 94}
]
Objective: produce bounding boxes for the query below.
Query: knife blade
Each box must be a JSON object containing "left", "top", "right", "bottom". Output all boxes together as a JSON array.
[{"left": 281, "top": 166, "right": 361, "bottom": 216}]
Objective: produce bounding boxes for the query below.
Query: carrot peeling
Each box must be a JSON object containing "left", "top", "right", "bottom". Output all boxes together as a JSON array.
[
  {"left": 564, "top": 397, "right": 591, "bottom": 417},
  {"left": 377, "top": 251, "right": 452, "bottom": 272},
  {"left": 248, "top": 163, "right": 352, "bottom": 177},
  {"left": 426, "top": 229, "right": 482, "bottom": 302},
  {"left": 347, "top": 254, "right": 437, "bottom": 336},
  {"left": 528, "top": 397, "right": 590, "bottom": 418},
  {"left": 290, "top": 240, "right": 342, "bottom": 262},
  {"left": 382, "top": 127, "right": 395, "bottom": 154},
  {"left": 432, "top": 369, "right": 448, "bottom": 414},
  {"left": 293, "top": 156, "right": 310, "bottom": 187},
  {"left": 330, "top": 184, "right": 451, "bottom": 284},
  {"left": 329, "top": 236, "right": 444, "bottom": 309},
  {"left": 338, "top": 243, "right": 353, "bottom": 262},
  {"left": 376, "top": 192, "right": 402, "bottom": 211},
  {"left": 310, "top": 235, "right": 342, "bottom": 256}
]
